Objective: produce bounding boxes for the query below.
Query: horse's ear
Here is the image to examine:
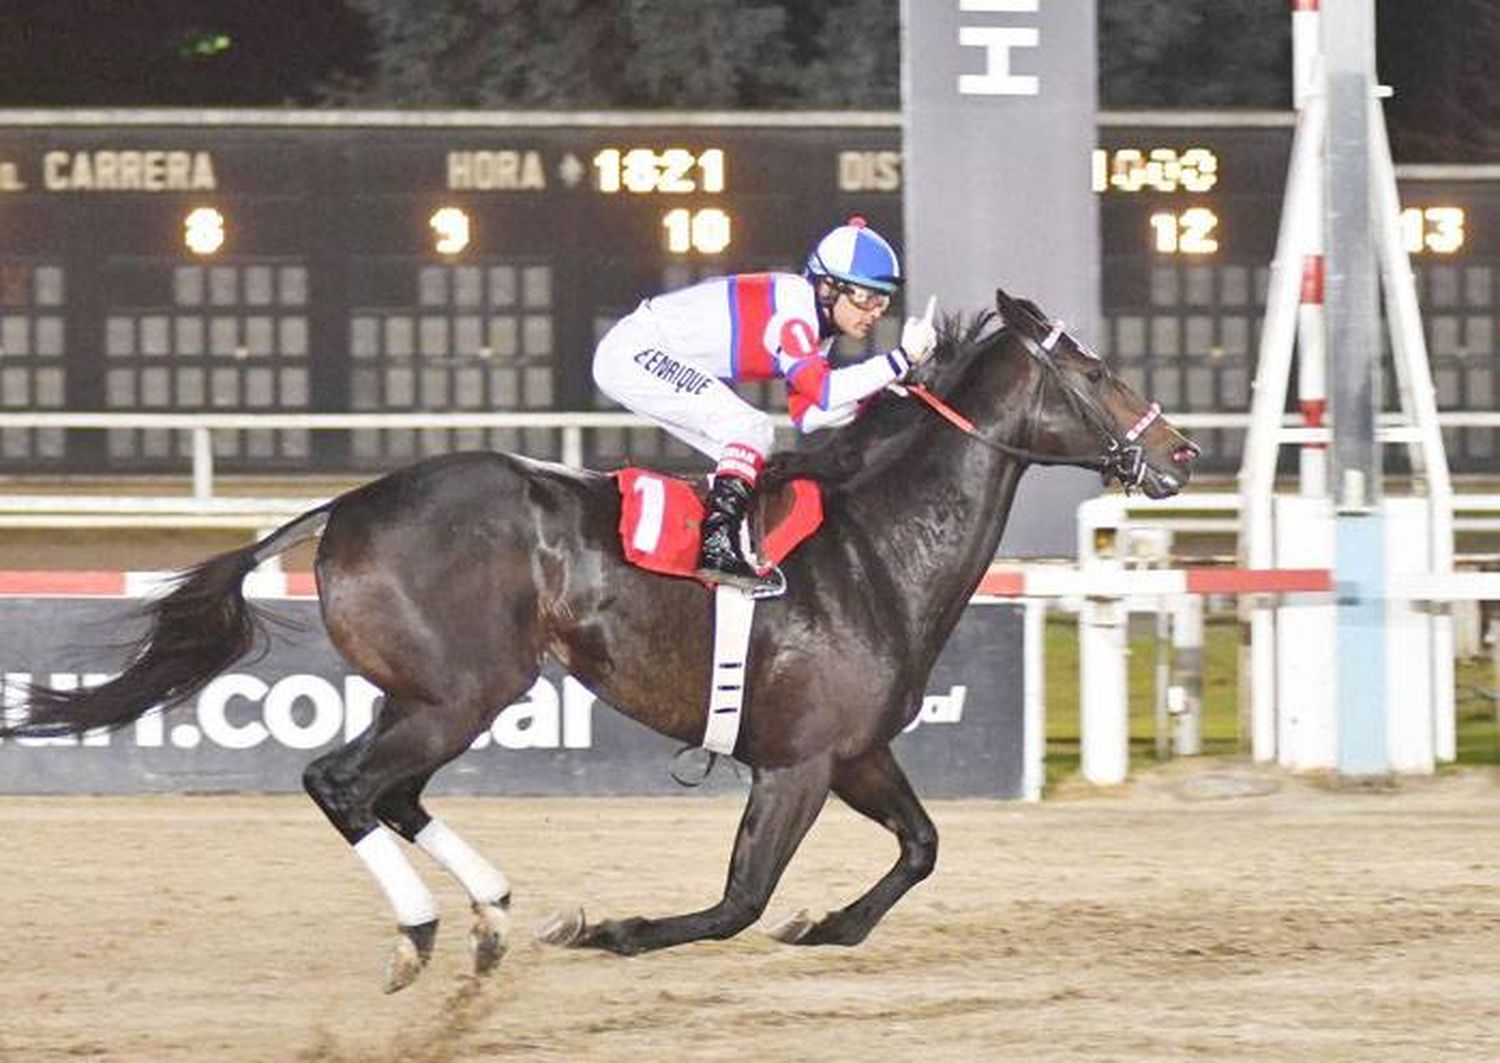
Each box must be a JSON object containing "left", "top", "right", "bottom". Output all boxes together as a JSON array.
[{"left": 994, "top": 287, "right": 1015, "bottom": 323}]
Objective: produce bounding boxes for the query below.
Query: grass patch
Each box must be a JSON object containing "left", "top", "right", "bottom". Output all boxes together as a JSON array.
[{"left": 1043, "top": 612, "right": 1500, "bottom": 786}]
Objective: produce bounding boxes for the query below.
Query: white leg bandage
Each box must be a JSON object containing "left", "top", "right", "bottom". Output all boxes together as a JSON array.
[
  {"left": 415, "top": 819, "right": 511, "bottom": 905},
  {"left": 354, "top": 827, "right": 440, "bottom": 927}
]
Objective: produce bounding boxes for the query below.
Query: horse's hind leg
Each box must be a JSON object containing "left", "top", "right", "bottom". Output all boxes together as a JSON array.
[
  {"left": 540, "top": 752, "right": 834, "bottom": 956},
  {"left": 374, "top": 776, "right": 513, "bottom": 976},
  {"left": 769, "top": 742, "right": 937, "bottom": 946},
  {"left": 303, "top": 695, "right": 512, "bottom": 992}
]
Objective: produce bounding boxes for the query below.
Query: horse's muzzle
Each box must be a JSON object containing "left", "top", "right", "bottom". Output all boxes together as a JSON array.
[{"left": 1136, "top": 439, "right": 1200, "bottom": 499}]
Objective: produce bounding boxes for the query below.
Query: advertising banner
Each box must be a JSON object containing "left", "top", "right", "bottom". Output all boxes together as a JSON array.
[{"left": 0, "top": 598, "right": 1027, "bottom": 798}]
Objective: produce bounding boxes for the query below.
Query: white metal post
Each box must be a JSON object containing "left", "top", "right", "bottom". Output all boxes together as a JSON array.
[
  {"left": 1022, "top": 598, "right": 1046, "bottom": 801},
  {"left": 1170, "top": 595, "right": 1204, "bottom": 756},
  {"left": 1080, "top": 595, "right": 1129, "bottom": 786},
  {"left": 1292, "top": 0, "right": 1321, "bottom": 107},
  {"left": 1297, "top": 204, "right": 1328, "bottom": 497},
  {"left": 1369, "top": 97, "right": 1457, "bottom": 761},
  {"left": 1242, "top": 91, "right": 1326, "bottom": 763},
  {"left": 562, "top": 426, "right": 584, "bottom": 469},
  {"left": 1275, "top": 494, "right": 1338, "bottom": 769},
  {"left": 1078, "top": 496, "right": 1129, "bottom": 786},
  {"left": 1154, "top": 607, "right": 1170, "bottom": 760},
  {"left": 1294, "top": 0, "right": 1328, "bottom": 499},
  {"left": 191, "top": 427, "right": 214, "bottom": 502},
  {"left": 1384, "top": 497, "right": 1435, "bottom": 773}
]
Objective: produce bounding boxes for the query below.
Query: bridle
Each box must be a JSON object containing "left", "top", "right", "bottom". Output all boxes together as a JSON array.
[{"left": 896, "top": 319, "right": 1166, "bottom": 491}]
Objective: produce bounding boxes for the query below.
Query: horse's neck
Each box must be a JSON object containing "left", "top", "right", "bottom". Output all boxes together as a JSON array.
[
  {"left": 855, "top": 447, "right": 1022, "bottom": 636},
  {"left": 843, "top": 360, "right": 1034, "bottom": 645}
]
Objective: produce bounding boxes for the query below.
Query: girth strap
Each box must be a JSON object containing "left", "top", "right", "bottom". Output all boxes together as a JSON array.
[{"left": 702, "top": 585, "right": 756, "bottom": 755}]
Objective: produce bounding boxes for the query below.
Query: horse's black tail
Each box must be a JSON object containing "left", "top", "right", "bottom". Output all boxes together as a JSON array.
[{"left": 0, "top": 503, "right": 334, "bottom": 738}]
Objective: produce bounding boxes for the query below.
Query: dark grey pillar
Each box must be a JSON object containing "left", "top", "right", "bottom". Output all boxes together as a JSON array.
[
  {"left": 901, "top": 0, "right": 1100, "bottom": 557},
  {"left": 1324, "top": 0, "right": 1382, "bottom": 509}
]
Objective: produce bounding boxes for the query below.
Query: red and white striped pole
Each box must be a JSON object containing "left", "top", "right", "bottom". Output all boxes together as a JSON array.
[
  {"left": 1293, "top": 0, "right": 1327, "bottom": 498},
  {"left": 1292, "top": 0, "right": 1321, "bottom": 106},
  {"left": 1298, "top": 252, "right": 1328, "bottom": 495}
]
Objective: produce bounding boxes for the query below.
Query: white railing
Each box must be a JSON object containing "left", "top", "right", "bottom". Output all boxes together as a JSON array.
[
  {"left": 0, "top": 410, "right": 764, "bottom": 502},
  {"left": 0, "top": 408, "right": 1495, "bottom": 528},
  {"left": 0, "top": 410, "right": 797, "bottom": 528}
]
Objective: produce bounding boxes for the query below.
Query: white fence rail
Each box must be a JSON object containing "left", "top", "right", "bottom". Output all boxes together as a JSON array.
[
  {"left": 0, "top": 408, "right": 1496, "bottom": 529},
  {"left": 0, "top": 411, "right": 695, "bottom": 502}
]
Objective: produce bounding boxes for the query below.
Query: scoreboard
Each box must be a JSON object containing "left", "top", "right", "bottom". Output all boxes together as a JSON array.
[
  {"left": 0, "top": 112, "right": 904, "bottom": 471},
  {"left": 0, "top": 110, "right": 1495, "bottom": 475},
  {"left": 1096, "top": 112, "right": 1498, "bottom": 473}
]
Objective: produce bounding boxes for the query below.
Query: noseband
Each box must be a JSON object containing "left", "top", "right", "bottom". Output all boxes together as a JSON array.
[{"left": 898, "top": 322, "right": 1161, "bottom": 491}]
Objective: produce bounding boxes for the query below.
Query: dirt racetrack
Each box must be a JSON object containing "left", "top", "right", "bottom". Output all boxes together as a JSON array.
[{"left": 4, "top": 766, "right": 1500, "bottom": 1062}]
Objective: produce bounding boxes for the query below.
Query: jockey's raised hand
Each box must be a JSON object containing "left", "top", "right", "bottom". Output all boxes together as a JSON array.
[{"left": 898, "top": 295, "right": 939, "bottom": 370}]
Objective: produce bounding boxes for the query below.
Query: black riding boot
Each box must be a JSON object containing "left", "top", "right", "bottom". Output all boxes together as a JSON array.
[{"left": 696, "top": 476, "right": 773, "bottom": 592}]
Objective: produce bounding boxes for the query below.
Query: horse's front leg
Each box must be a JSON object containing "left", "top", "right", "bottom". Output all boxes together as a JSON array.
[
  {"left": 768, "top": 742, "right": 937, "bottom": 946},
  {"left": 540, "top": 753, "right": 833, "bottom": 955}
]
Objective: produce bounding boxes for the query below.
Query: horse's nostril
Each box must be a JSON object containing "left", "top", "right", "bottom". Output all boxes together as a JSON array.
[{"left": 1173, "top": 445, "right": 1198, "bottom": 464}]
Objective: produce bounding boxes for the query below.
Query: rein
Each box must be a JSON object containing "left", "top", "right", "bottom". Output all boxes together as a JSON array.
[
  {"left": 896, "top": 382, "right": 1086, "bottom": 468},
  {"left": 897, "top": 324, "right": 1163, "bottom": 488}
]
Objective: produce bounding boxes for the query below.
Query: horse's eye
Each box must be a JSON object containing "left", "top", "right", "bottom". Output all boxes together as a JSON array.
[{"left": 1085, "top": 367, "right": 1104, "bottom": 384}]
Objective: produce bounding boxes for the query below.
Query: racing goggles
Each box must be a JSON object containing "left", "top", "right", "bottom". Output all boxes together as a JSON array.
[{"left": 835, "top": 283, "right": 892, "bottom": 313}]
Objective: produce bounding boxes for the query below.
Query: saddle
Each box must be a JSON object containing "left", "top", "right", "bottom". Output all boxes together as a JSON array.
[
  {"left": 614, "top": 468, "right": 823, "bottom": 583},
  {"left": 615, "top": 467, "right": 823, "bottom": 756}
]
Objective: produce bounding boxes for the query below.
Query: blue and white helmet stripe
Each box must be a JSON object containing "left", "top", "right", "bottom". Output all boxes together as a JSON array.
[{"left": 805, "top": 217, "right": 902, "bottom": 293}]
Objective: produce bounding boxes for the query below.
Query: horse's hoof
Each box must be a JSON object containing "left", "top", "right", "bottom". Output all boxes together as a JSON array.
[
  {"left": 471, "top": 897, "right": 512, "bottom": 976},
  {"left": 535, "top": 907, "right": 587, "bottom": 947},
  {"left": 766, "top": 909, "right": 816, "bottom": 944},
  {"left": 383, "top": 919, "right": 438, "bottom": 994}
]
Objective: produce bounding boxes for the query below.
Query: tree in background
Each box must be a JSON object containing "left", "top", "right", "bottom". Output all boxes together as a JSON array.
[
  {"left": 332, "top": 0, "right": 1290, "bottom": 111},
  {"left": 1096, "top": 0, "right": 1500, "bottom": 162},
  {"left": 318, "top": 0, "right": 1499, "bottom": 161},
  {"left": 322, "top": 0, "right": 903, "bottom": 109},
  {"left": 1379, "top": 0, "right": 1500, "bottom": 162},
  {"left": 0, "top": 0, "right": 1491, "bottom": 161},
  {"left": 0, "top": 0, "right": 371, "bottom": 106},
  {"left": 774, "top": 0, "right": 900, "bottom": 109},
  {"left": 323, "top": 0, "right": 898, "bottom": 109},
  {"left": 1097, "top": 2, "right": 1289, "bottom": 108}
]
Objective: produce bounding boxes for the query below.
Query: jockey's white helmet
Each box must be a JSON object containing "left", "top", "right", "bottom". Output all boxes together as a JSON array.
[{"left": 805, "top": 216, "right": 902, "bottom": 293}]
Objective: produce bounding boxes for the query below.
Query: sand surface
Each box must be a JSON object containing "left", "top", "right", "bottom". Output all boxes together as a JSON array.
[{"left": 4, "top": 766, "right": 1500, "bottom": 1061}]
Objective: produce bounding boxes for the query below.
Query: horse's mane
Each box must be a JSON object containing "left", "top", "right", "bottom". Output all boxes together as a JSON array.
[{"left": 760, "top": 310, "right": 1004, "bottom": 491}]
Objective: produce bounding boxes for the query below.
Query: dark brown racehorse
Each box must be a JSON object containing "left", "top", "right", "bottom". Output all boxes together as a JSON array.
[{"left": 3, "top": 288, "right": 1197, "bottom": 991}]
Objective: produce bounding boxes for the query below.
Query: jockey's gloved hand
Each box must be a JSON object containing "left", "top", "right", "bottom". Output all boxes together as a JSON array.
[{"left": 895, "top": 295, "right": 938, "bottom": 373}]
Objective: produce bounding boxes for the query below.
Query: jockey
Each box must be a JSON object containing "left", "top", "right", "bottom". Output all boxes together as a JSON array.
[{"left": 592, "top": 217, "right": 938, "bottom": 593}]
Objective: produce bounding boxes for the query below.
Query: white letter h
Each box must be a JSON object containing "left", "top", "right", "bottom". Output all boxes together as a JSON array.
[{"left": 957, "top": 0, "right": 1041, "bottom": 97}]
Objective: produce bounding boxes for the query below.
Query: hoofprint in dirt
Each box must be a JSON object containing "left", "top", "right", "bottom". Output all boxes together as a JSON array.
[{"left": 2, "top": 767, "right": 1499, "bottom": 1062}]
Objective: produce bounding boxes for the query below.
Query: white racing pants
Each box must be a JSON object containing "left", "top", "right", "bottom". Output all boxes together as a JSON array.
[{"left": 591, "top": 308, "right": 774, "bottom": 469}]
